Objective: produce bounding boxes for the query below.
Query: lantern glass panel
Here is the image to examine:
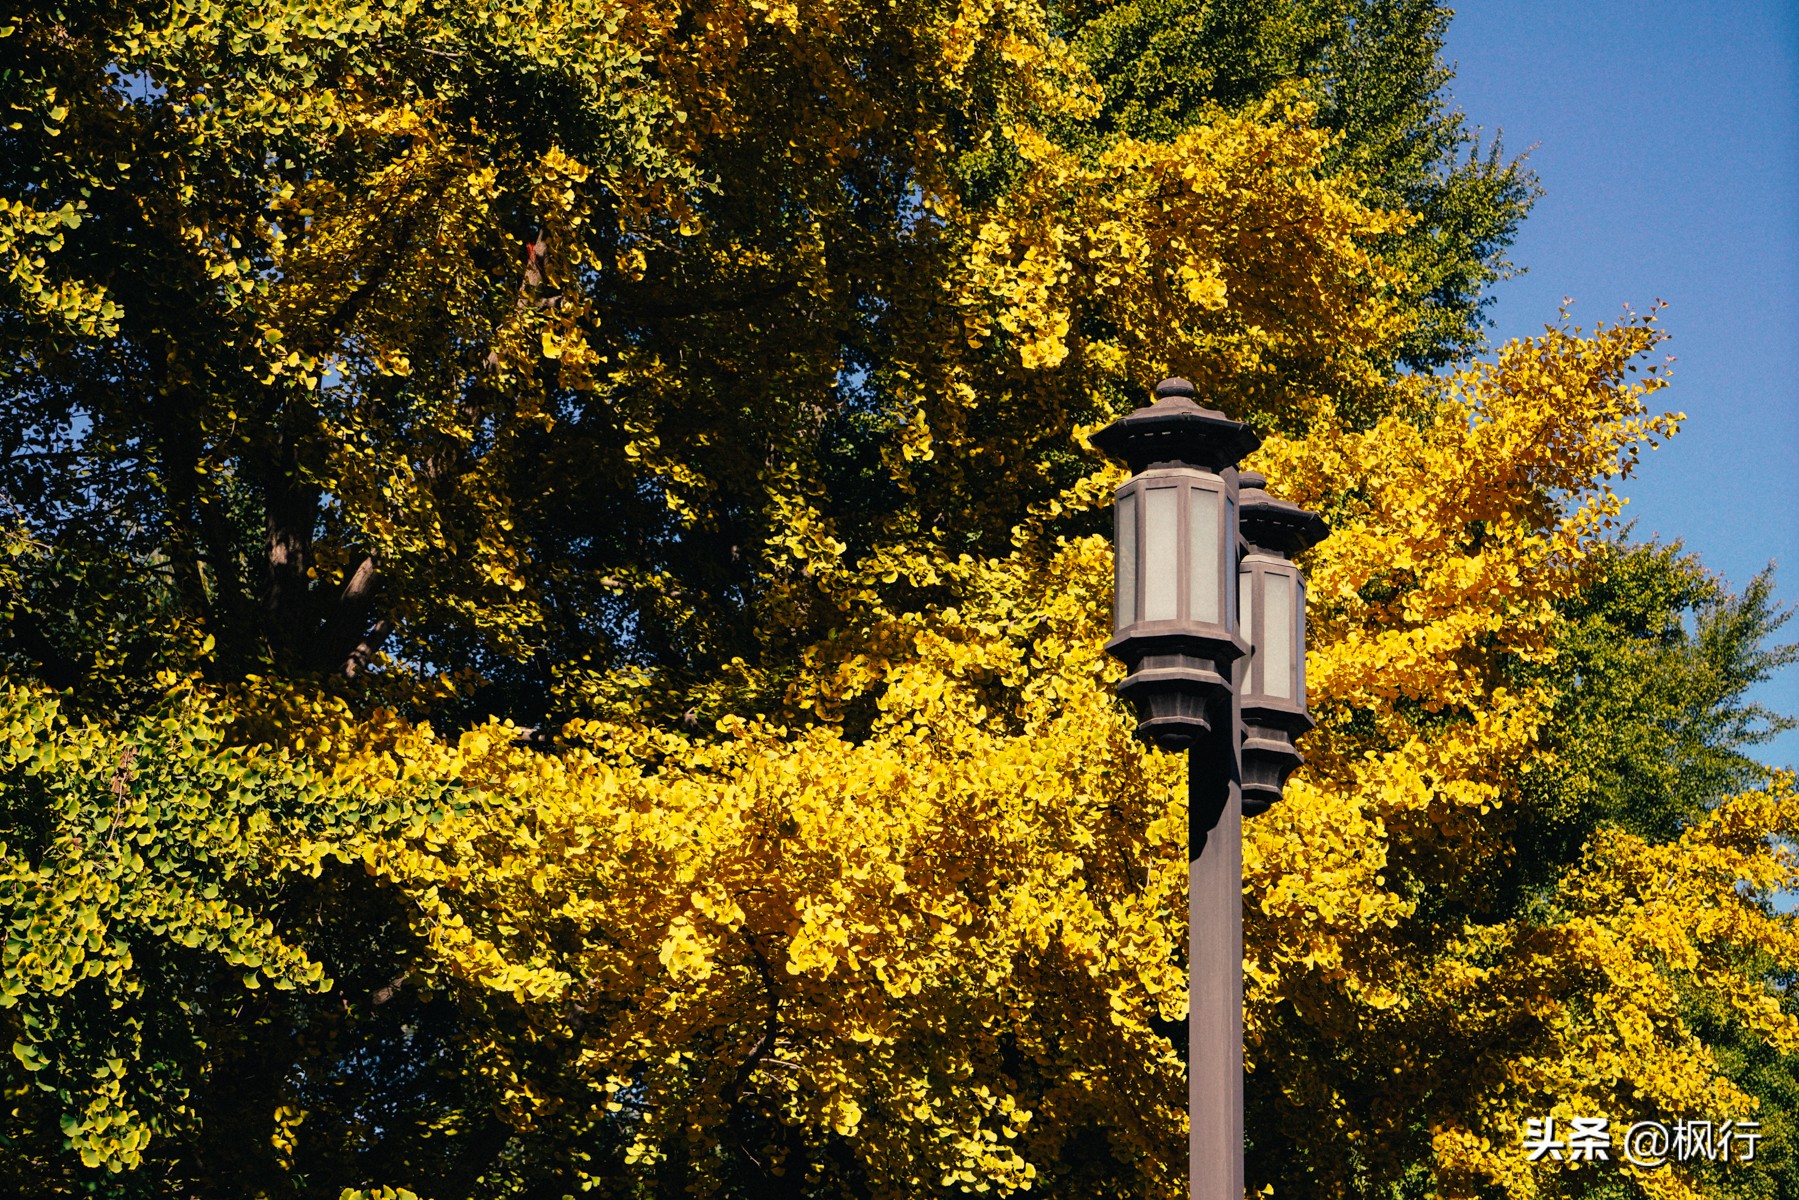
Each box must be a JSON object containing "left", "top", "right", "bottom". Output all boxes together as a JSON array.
[
  {"left": 1142, "top": 485, "right": 1179, "bottom": 622},
  {"left": 1239, "top": 569, "right": 1255, "bottom": 683},
  {"left": 1264, "top": 570, "right": 1294, "bottom": 699},
  {"left": 1187, "top": 486, "right": 1221, "bottom": 624},
  {"left": 1296, "top": 576, "right": 1307, "bottom": 706},
  {"left": 1226, "top": 496, "right": 1238, "bottom": 628},
  {"left": 1114, "top": 491, "right": 1137, "bottom": 632}
]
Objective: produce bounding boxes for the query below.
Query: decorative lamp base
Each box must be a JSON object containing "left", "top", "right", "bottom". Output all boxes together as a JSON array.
[
  {"left": 1117, "top": 653, "right": 1231, "bottom": 752},
  {"left": 1239, "top": 709, "right": 1314, "bottom": 815}
]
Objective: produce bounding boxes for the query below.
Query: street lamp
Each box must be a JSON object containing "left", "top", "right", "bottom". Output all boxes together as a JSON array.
[
  {"left": 1092, "top": 379, "right": 1328, "bottom": 1200},
  {"left": 1236, "top": 471, "right": 1329, "bottom": 816},
  {"left": 1091, "top": 377, "right": 1259, "bottom": 752}
]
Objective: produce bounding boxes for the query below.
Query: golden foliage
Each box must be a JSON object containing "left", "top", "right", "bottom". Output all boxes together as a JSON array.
[
  {"left": 172, "top": 314, "right": 1785, "bottom": 1199},
  {"left": 3, "top": 0, "right": 1795, "bottom": 1194}
]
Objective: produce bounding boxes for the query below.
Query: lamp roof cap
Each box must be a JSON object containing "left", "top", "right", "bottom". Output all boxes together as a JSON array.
[
  {"left": 1090, "top": 378, "right": 1261, "bottom": 474},
  {"left": 1238, "top": 470, "right": 1329, "bottom": 556}
]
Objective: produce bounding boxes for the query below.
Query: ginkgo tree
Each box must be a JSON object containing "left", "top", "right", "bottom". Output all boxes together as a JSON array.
[
  {"left": 11, "top": 312, "right": 1779, "bottom": 1200},
  {"left": 2, "top": 0, "right": 1796, "bottom": 1198},
  {"left": 0, "top": 0, "right": 1518, "bottom": 725}
]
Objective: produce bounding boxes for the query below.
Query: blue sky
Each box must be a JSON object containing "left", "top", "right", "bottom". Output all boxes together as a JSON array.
[{"left": 1442, "top": 1, "right": 1799, "bottom": 769}]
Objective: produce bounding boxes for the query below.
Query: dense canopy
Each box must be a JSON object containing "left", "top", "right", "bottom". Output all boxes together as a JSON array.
[{"left": 1, "top": 1, "right": 1794, "bottom": 1198}]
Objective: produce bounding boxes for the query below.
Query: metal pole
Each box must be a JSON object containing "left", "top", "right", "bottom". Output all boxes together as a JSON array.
[{"left": 1188, "top": 688, "right": 1243, "bottom": 1200}]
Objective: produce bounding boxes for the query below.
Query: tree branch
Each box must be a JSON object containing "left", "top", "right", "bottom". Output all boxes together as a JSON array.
[
  {"left": 723, "top": 930, "right": 782, "bottom": 1176},
  {"left": 310, "top": 555, "right": 388, "bottom": 676}
]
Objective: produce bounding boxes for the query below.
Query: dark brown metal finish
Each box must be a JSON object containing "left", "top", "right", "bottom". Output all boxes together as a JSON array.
[
  {"left": 1091, "top": 379, "right": 1262, "bottom": 475},
  {"left": 1091, "top": 379, "right": 1309, "bottom": 1200},
  {"left": 1236, "top": 471, "right": 1328, "bottom": 814},
  {"left": 1240, "top": 709, "right": 1313, "bottom": 816},
  {"left": 1189, "top": 684, "right": 1244, "bottom": 1200},
  {"left": 1236, "top": 471, "right": 1328, "bottom": 557},
  {"left": 1112, "top": 647, "right": 1237, "bottom": 751},
  {"left": 1099, "top": 399, "right": 1252, "bottom": 751}
]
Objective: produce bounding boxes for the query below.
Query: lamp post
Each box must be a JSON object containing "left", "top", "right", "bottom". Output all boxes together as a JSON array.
[{"left": 1093, "top": 379, "right": 1327, "bottom": 1200}]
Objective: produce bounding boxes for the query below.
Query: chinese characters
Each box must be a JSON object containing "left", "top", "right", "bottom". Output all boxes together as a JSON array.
[{"left": 1522, "top": 1117, "right": 1761, "bottom": 1168}]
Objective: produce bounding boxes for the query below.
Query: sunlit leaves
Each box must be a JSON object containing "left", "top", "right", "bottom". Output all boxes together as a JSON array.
[{"left": 2, "top": 2, "right": 1795, "bottom": 1197}]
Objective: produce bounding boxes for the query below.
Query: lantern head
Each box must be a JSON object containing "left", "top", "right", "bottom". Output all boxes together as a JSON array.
[
  {"left": 1093, "top": 379, "right": 1260, "bottom": 752},
  {"left": 1236, "top": 471, "right": 1328, "bottom": 814}
]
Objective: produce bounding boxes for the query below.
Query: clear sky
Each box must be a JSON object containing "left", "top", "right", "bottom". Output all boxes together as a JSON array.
[{"left": 1442, "top": 1, "right": 1799, "bottom": 769}]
